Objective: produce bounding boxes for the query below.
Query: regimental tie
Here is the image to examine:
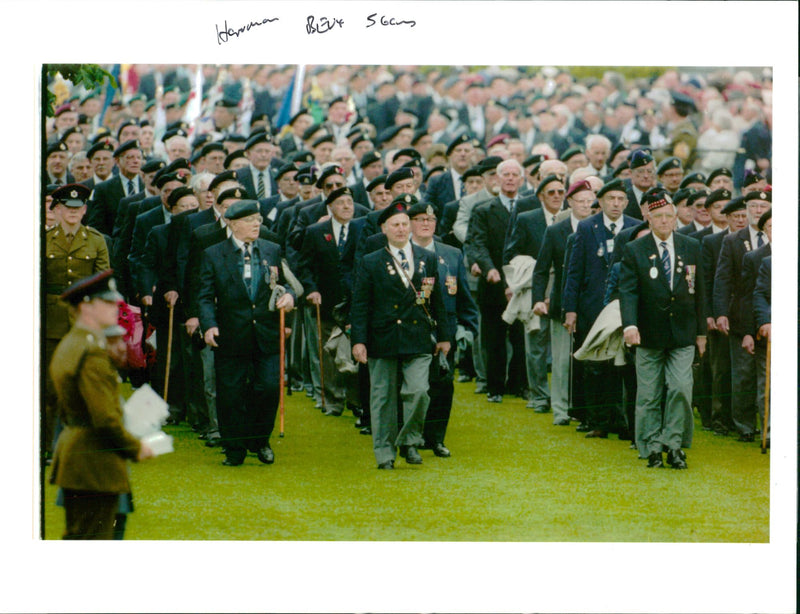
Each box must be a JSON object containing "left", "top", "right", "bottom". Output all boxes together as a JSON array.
[
  {"left": 257, "top": 171, "right": 266, "bottom": 199},
  {"left": 756, "top": 231, "right": 764, "bottom": 248},
  {"left": 660, "top": 241, "right": 671, "bottom": 287},
  {"left": 338, "top": 225, "right": 347, "bottom": 256},
  {"left": 609, "top": 222, "right": 616, "bottom": 234},
  {"left": 127, "top": 178, "right": 135, "bottom": 197},
  {"left": 459, "top": 176, "right": 466, "bottom": 198},
  {"left": 398, "top": 248, "right": 410, "bottom": 272},
  {"left": 243, "top": 243, "right": 256, "bottom": 299}
]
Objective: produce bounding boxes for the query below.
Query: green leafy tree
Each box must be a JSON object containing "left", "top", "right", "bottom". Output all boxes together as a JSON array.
[{"left": 44, "top": 64, "right": 117, "bottom": 117}]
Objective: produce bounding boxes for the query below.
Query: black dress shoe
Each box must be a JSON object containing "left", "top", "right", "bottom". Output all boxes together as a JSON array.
[
  {"left": 377, "top": 461, "right": 394, "bottom": 470},
  {"left": 222, "top": 457, "right": 244, "bottom": 466},
  {"left": 585, "top": 430, "right": 608, "bottom": 439},
  {"left": 350, "top": 406, "right": 363, "bottom": 418},
  {"left": 402, "top": 446, "right": 423, "bottom": 464},
  {"left": 257, "top": 446, "right": 275, "bottom": 464},
  {"left": 487, "top": 394, "right": 503, "bottom": 403},
  {"left": 205, "top": 437, "right": 222, "bottom": 448},
  {"left": 324, "top": 406, "right": 344, "bottom": 416},
  {"left": 554, "top": 418, "right": 571, "bottom": 426},
  {"left": 647, "top": 452, "right": 664, "bottom": 468},
  {"left": 575, "top": 423, "right": 591, "bottom": 432},
  {"left": 666, "top": 448, "right": 687, "bottom": 469},
  {"left": 737, "top": 433, "right": 755, "bottom": 442},
  {"left": 432, "top": 443, "right": 451, "bottom": 457},
  {"left": 359, "top": 426, "right": 372, "bottom": 435}
]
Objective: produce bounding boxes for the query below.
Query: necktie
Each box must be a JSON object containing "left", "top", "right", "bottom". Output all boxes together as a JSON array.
[
  {"left": 551, "top": 214, "right": 556, "bottom": 225},
  {"left": 243, "top": 244, "right": 255, "bottom": 298},
  {"left": 756, "top": 231, "right": 764, "bottom": 248},
  {"left": 398, "top": 248, "right": 409, "bottom": 272},
  {"left": 127, "top": 178, "right": 135, "bottom": 196},
  {"left": 609, "top": 222, "right": 616, "bottom": 234},
  {"left": 338, "top": 225, "right": 347, "bottom": 255},
  {"left": 65, "top": 232, "right": 74, "bottom": 246},
  {"left": 660, "top": 241, "right": 671, "bottom": 287},
  {"left": 257, "top": 172, "right": 265, "bottom": 199},
  {"left": 459, "top": 177, "right": 465, "bottom": 197}
]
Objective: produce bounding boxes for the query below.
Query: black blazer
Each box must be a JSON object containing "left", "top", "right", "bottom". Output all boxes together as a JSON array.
[
  {"left": 619, "top": 232, "right": 706, "bottom": 349},
  {"left": 740, "top": 244, "right": 771, "bottom": 336},
  {"left": 531, "top": 217, "right": 574, "bottom": 321},
  {"left": 425, "top": 171, "right": 458, "bottom": 214},
  {"left": 503, "top": 207, "right": 549, "bottom": 265},
  {"left": 197, "top": 237, "right": 294, "bottom": 357},
  {"left": 753, "top": 256, "right": 771, "bottom": 329},
  {"left": 713, "top": 227, "right": 755, "bottom": 335},
  {"left": 700, "top": 229, "right": 728, "bottom": 319},
  {"left": 296, "top": 219, "right": 357, "bottom": 321},
  {"left": 87, "top": 175, "right": 138, "bottom": 237},
  {"left": 236, "top": 165, "right": 279, "bottom": 200},
  {"left": 129, "top": 204, "right": 169, "bottom": 297},
  {"left": 350, "top": 244, "right": 449, "bottom": 358}
]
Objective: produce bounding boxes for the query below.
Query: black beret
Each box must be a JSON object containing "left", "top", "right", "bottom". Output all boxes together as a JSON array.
[
  {"left": 166, "top": 121, "right": 190, "bottom": 133},
  {"left": 214, "top": 98, "right": 238, "bottom": 109},
  {"left": 245, "top": 132, "right": 272, "bottom": 150},
  {"left": 523, "top": 154, "right": 546, "bottom": 168},
  {"left": 704, "top": 189, "right": 732, "bottom": 208},
  {"left": 351, "top": 134, "right": 373, "bottom": 149},
  {"left": 446, "top": 133, "right": 472, "bottom": 156},
  {"left": 90, "top": 129, "right": 113, "bottom": 144},
  {"left": 113, "top": 139, "right": 140, "bottom": 157},
  {"left": 401, "top": 159, "right": 423, "bottom": 171},
  {"left": 394, "top": 147, "right": 422, "bottom": 161},
  {"left": 316, "top": 165, "right": 345, "bottom": 189},
  {"left": 209, "top": 170, "right": 241, "bottom": 192},
  {"left": 536, "top": 174, "right": 564, "bottom": 197},
  {"left": 679, "top": 172, "right": 707, "bottom": 189},
  {"left": 705, "top": 167, "right": 733, "bottom": 186},
  {"left": 743, "top": 190, "right": 771, "bottom": 204},
  {"left": 116, "top": 119, "right": 139, "bottom": 139},
  {"left": 608, "top": 142, "right": 628, "bottom": 162},
  {"left": 191, "top": 134, "right": 212, "bottom": 149},
  {"left": 366, "top": 175, "right": 387, "bottom": 192},
  {"left": 200, "top": 142, "right": 227, "bottom": 157},
  {"left": 461, "top": 165, "right": 483, "bottom": 182},
  {"left": 596, "top": 178, "right": 627, "bottom": 199},
  {"left": 59, "top": 126, "right": 81, "bottom": 142},
  {"left": 218, "top": 187, "right": 247, "bottom": 204},
  {"left": 224, "top": 149, "right": 247, "bottom": 169},
  {"left": 385, "top": 167, "right": 415, "bottom": 190},
  {"left": 328, "top": 96, "right": 348, "bottom": 107},
  {"left": 325, "top": 186, "right": 354, "bottom": 206},
  {"left": 407, "top": 201, "right": 437, "bottom": 219},
  {"left": 141, "top": 159, "right": 167, "bottom": 174},
  {"left": 290, "top": 151, "right": 315, "bottom": 164},
  {"left": 612, "top": 160, "right": 630, "bottom": 177},
  {"left": 411, "top": 129, "right": 429, "bottom": 146},
  {"left": 312, "top": 134, "right": 335, "bottom": 148},
  {"left": 424, "top": 166, "right": 446, "bottom": 183},
  {"left": 46, "top": 141, "right": 69, "bottom": 157},
  {"left": 167, "top": 186, "right": 196, "bottom": 209},
  {"left": 50, "top": 183, "right": 91, "bottom": 209},
  {"left": 224, "top": 133, "right": 247, "bottom": 143},
  {"left": 165, "top": 158, "right": 191, "bottom": 175},
  {"left": 479, "top": 156, "right": 504, "bottom": 174},
  {"left": 162, "top": 129, "right": 189, "bottom": 146},
  {"left": 60, "top": 270, "right": 123, "bottom": 305},
  {"left": 560, "top": 146, "right": 584, "bottom": 162},
  {"left": 86, "top": 139, "right": 115, "bottom": 159},
  {"left": 629, "top": 149, "right": 653, "bottom": 170},
  {"left": 378, "top": 195, "right": 414, "bottom": 225},
  {"left": 687, "top": 189, "right": 710, "bottom": 208},
  {"left": 288, "top": 108, "right": 310, "bottom": 125},
  {"left": 296, "top": 171, "right": 316, "bottom": 186},
  {"left": 302, "top": 123, "right": 326, "bottom": 141},
  {"left": 154, "top": 172, "right": 186, "bottom": 190},
  {"left": 360, "top": 150, "right": 383, "bottom": 169},
  {"left": 657, "top": 156, "right": 683, "bottom": 175},
  {"left": 721, "top": 197, "right": 746, "bottom": 215},
  {"left": 756, "top": 207, "right": 771, "bottom": 231},
  {"left": 671, "top": 188, "right": 693, "bottom": 205},
  {"left": 670, "top": 91, "right": 697, "bottom": 114},
  {"left": 377, "top": 124, "right": 408, "bottom": 145},
  {"left": 224, "top": 199, "right": 260, "bottom": 220},
  {"left": 742, "top": 170, "right": 765, "bottom": 188},
  {"left": 275, "top": 162, "right": 299, "bottom": 181}
]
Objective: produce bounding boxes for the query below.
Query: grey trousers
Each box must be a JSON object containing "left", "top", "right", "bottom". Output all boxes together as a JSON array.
[
  {"left": 755, "top": 339, "right": 770, "bottom": 435},
  {"left": 635, "top": 345, "right": 694, "bottom": 456},
  {"left": 303, "top": 305, "right": 322, "bottom": 403},
  {"left": 368, "top": 355, "right": 432, "bottom": 465},
  {"left": 524, "top": 318, "right": 551, "bottom": 410},
  {"left": 200, "top": 345, "right": 219, "bottom": 437},
  {"left": 549, "top": 319, "right": 571, "bottom": 422}
]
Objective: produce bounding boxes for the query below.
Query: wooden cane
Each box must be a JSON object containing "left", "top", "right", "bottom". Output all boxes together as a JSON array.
[
  {"left": 163, "top": 302, "right": 174, "bottom": 401},
  {"left": 761, "top": 336, "right": 770, "bottom": 454},
  {"left": 279, "top": 308, "right": 286, "bottom": 437},
  {"left": 315, "top": 302, "right": 327, "bottom": 410}
]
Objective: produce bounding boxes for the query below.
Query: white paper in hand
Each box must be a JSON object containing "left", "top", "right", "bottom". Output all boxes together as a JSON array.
[
  {"left": 141, "top": 431, "right": 174, "bottom": 456},
  {"left": 123, "top": 383, "right": 169, "bottom": 438}
]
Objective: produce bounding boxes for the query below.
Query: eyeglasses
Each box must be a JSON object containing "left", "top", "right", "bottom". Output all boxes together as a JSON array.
[
  {"left": 545, "top": 189, "right": 565, "bottom": 196},
  {"left": 324, "top": 181, "right": 345, "bottom": 190},
  {"left": 411, "top": 217, "right": 437, "bottom": 224}
]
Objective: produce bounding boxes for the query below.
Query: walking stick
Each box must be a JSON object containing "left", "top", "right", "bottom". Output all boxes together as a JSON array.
[
  {"left": 163, "top": 302, "right": 174, "bottom": 401},
  {"left": 761, "top": 336, "right": 770, "bottom": 454},
  {"left": 315, "top": 302, "right": 327, "bottom": 410},
  {"left": 279, "top": 308, "right": 286, "bottom": 437}
]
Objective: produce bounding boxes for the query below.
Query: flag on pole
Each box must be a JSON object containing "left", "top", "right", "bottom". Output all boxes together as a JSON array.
[
  {"left": 276, "top": 65, "right": 306, "bottom": 128},
  {"left": 186, "top": 64, "right": 204, "bottom": 130},
  {"left": 98, "top": 64, "right": 121, "bottom": 126}
]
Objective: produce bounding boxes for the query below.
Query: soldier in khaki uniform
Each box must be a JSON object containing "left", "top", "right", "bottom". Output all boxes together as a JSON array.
[
  {"left": 49, "top": 270, "right": 154, "bottom": 539},
  {"left": 664, "top": 92, "right": 699, "bottom": 169},
  {"left": 44, "top": 184, "right": 110, "bottom": 459}
]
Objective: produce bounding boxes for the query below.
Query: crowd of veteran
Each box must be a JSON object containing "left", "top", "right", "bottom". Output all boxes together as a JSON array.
[{"left": 44, "top": 64, "right": 773, "bottom": 525}]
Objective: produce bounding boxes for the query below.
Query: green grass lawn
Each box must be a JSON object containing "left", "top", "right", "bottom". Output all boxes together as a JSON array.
[{"left": 41, "top": 379, "right": 769, "bottom": 542}]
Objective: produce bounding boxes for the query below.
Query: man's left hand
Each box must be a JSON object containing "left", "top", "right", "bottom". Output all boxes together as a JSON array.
[
  {"left": 435, "top": 341, "right": 451, "bottom": 356},
  {"left": 276, "top": 293, "right": 295, "bottom": 312}
]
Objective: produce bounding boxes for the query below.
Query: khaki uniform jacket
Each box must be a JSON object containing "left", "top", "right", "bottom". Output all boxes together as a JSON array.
[
  {"left": 50, "top": 325, "right": 141, "bottom": 493},
  {"left": 45, "top": 225, "right": 110, "bottom": 340}
]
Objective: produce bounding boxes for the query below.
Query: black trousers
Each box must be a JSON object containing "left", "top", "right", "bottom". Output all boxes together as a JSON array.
[
  {"left": 423, "top": 351, "right": 455, "bottom": 446},
  {"left": 215, "top": 350, "right": 279, "bottom": 461},
  {"left": 708, "top": 330, "right": 733, "bottom": 430},
  {"left": 479, "top": 302, "right": 525, "bottom": 397}
]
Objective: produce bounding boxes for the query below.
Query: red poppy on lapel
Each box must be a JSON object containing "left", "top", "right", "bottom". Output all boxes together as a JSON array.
[{"left": 324, "top": 233, "right": 333, "bottom": 242}]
